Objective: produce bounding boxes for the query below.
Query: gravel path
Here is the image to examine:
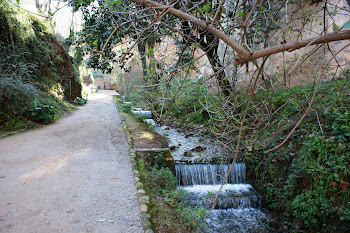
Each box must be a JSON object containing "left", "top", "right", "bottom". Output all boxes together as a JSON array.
[{"left": 0, "top": 91, "right": 143, "bottom": 233}]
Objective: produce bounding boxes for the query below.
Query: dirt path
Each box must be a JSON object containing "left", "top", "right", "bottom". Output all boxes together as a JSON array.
[{"left": 0, "top": 91, "right": 143, "bottom": 233}]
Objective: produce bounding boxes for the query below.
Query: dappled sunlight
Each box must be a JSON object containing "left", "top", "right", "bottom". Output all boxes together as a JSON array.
[
  {"left": 88, "top": 90, "right": 119, "bottom": 100},
  {"left": 88, "top": 93, "right": 108, "bottom": 100},
  {"left": 140, "top": 131, "right": 154, "bottom": 140},
  {"left": 17, "top": 156, "right": 69, "bottom": 183}
]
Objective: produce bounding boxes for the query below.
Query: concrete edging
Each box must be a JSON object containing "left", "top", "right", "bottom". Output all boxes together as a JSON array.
[{"left": 120, "top": 116, "right": 154, "bottom": 233}]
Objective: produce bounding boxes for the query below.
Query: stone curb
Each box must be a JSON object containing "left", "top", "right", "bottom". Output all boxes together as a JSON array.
[{"left": 120, "top": 115, "right": 154, "bottom": 233}]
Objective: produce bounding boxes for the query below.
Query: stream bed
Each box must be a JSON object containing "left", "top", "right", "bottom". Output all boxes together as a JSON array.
[{"left": 154, "top": 125, "right": 232, "bottom": 163}]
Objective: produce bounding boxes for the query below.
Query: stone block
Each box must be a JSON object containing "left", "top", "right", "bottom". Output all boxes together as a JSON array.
[{"left": 140, "top": 203, "right": 148, "bottom": 213}]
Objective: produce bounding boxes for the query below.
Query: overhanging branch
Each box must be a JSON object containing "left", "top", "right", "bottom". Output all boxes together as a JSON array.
[
  {"left": 129, "top": 0, "right": 251, "bottom": 58},
  {"left": 236, "top": 30, "right": 350, "bottom": 65},
  {"left": 129, "top": 0, "right": 350, "bottom": 66}
]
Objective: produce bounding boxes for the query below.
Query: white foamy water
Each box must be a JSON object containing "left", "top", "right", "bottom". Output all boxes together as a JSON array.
[{"left": 183, "top": 184, "right": 252, "bottom": 194}]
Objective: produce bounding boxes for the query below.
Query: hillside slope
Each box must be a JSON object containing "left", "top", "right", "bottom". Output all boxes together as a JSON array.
[{"left": 0, "top": 2, "right": 82, "bottom": 131}]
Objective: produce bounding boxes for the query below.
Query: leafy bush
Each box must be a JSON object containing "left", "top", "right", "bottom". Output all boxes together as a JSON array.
[
  {"left": 73, "top": 97, "right": 87, "bottom": 105},
  {"left": 292, "top": 190, "right": 334, "bottom": 228},
  {"left": 163, "top": 188, "right": 188, "bottom": 206},
  {"left": 151, "top": 166, "right": 176, "bottom": 192},
  {"left": 26, "top": 102, "right": 55, "bottom": 123},
  {"left": 0, "top": 76, "right": 37, "bottom": 114},
  {"left": 0, "top": 3, "right": 82, "bottom": 130},
  {"left": 340, "top": 202, "right": 350, "bottom": 223},
  {"left": 134, "top": 154, "right": 206, "bottom": 232},
  {"left": 2, "top": 114, "right": 36, "bottom": 131},
  {"left": 119, "top": 103, "right": 132, "bottom": 113}
]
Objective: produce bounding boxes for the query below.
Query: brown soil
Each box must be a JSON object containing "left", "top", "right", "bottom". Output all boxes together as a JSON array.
[{"left": 120, "top": 112, "right": 167, "bottom": 149}]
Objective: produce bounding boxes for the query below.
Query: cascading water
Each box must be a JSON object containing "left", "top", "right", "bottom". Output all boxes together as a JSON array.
[
  {"left": 176, "top": 164, "right": 246, "bottom": 185},
  {"left": 176, "top": 163, "right": 273, "bottom": 232},
  {"left": 152, "top": 125, "right": 274, "bottom": 232}
]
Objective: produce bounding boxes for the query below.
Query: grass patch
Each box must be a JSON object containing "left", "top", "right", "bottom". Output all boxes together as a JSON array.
[{"left": 135, "top": 156, "right": 207, "bottom": 232}]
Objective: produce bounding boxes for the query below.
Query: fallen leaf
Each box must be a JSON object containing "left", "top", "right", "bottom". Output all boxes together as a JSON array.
[
  {"left": 329, "top": 181, "right": 337, "bottom": 187},
  {"left": 340, "top": 180, "right": 349, "bottom": 191},
  {"left": 111, "top": 177, "right": 119, "bottom": 179}
]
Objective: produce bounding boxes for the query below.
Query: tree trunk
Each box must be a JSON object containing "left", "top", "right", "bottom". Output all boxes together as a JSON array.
[
  {"left": 201, "top": 34, "right": 233, "bottom": 97},
  {"left": 137, "top": 41, "right": 148, "bottom": 78}
]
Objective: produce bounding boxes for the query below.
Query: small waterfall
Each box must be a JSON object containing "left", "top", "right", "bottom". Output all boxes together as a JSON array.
[
  {"left": 183, "top": 184, "right": 261, "bottom": 209},
  {"left": 132, "top": 108, "right": 152, "bottom": 119},
  {"left": 153, "top": 125, "right": 273, "bottom": 232},
  {"left": 176, "top": 163, "right": 261, "bottom": 210},
  {"left": 176, "top": 163, "right": 246, "bottom": 186}
]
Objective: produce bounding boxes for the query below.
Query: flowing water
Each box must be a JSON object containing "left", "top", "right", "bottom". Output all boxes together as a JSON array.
[
  {"left": 176, "top": 163, "right": 273, "bottom": 232},
  {"left": 129, "top": 105, "right": 274, "bottom": 232},
  {"left": 151, "top": 124, "right": 274, "bottom": 232},
  {"left": 154, "top": 125, "right": 231, "bottom": 163}
]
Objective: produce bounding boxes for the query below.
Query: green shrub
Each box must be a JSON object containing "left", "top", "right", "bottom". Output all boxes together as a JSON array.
[
  {"left": 175, "top": 203, "right": 207, "bottom": 231},
  {"left": 151, "top": 166, "right": 176, "bottom": 192},
  {"left": 73, "top": 97, "right": 87, "bottom": 105},
  {"left": 2, "top": 114, "right": 36, "bottom": 131},
  {"left": 292, "top": 190, "right": 334, "bottom": 229},
  {"left": 119, "top": 103, "right": 132, "bottom": 113},
  {"left": 163, "top": 188, "right": 188, "bottom": 206},
  {"left": 340, "top": 202, "right": 350, "bottom": 223},
  {"left": 0, "top": 3, "right": 82, "bottom": 130},
  {"left": 26, "top": 102, "right": 55, "bottom": 123},
  {"left": 0, "top": 76, "right": 37, "bottom": 114}
]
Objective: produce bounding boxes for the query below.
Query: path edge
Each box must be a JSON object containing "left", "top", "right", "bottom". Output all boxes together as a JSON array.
[{"left": 120, "top": 114, "right": 154, "bottom": 233}]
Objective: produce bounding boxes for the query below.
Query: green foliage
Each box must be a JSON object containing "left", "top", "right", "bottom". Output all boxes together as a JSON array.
[
  {"left": 2, "top": 114, "right": 36, "bottom": 131},
  {"left": 26, "top": 102, "right": 56, "bottom": 123},
  {"left": 163, "top": 188, "right": 188, "bottom": 206},
  {"left": 147, "top": 151, "right": 165, "bottom": 168},
  {"left": 0, "top": 76, "right": 37, "bottom": 114},
  {"left": 243, "top": 79, "right": 350, "bottom": 231},
  {"left": 134, "top": 154, "right": 207, "bottom": 232},
  {"left": 73, "top": 97, "right": 87, "bottom": 105},
  {"left": 340, "top": 202, "right": 350, "bottom": 222},
  {"left": 151, "top": 166, "right": 176, "bottom": 192},
  {"left": 0, "top": 2, "right": 82, "bottom": 130},
  {"left": 341, "top": 21, "right": 350, "bottom": 30},
  {"left": 119, "top": 103, "right": 132, "bottom": 113},
  {"left": 328, "top": 110, "right": 350, "bottom": 141},
  {"left": 159, "top": 79, "right": 214, "bottom": 128},
  {"left": 292, "top": 190, "right": 334, "bottom": 228}
]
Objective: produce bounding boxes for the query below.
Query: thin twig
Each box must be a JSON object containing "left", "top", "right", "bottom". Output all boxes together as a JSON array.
[
  {"left": 243, "top": 0, "right": 261, "bottom": 28},
  {"left": 264, "top": 44, "right": 350, "bottom": 154},
  {"left": 210, "top": 0, "right": 225, "bottom": 27},
  {"left": 209, "top": 56, "right": 269, "bottom": 214}
]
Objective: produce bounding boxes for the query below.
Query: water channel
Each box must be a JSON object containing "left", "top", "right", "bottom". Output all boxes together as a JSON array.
[{"left": 129, "top": 104, "right": 274, "bottom": 232}]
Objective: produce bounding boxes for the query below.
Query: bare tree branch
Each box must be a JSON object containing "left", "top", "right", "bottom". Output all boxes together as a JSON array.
[
  {"left": 264, "top": 43, "right": 350, "bottom": 154},
  {"left": 129, "top": 0, "right": 350, "bottom": 67},
  {"left": 236, "top": 30, "right": 350, "bottom": 64},
  {"left": 129, "top": 0, "right": 251, "bottom": 59}
]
